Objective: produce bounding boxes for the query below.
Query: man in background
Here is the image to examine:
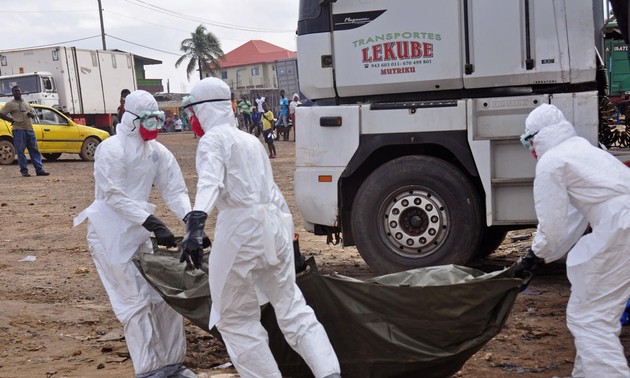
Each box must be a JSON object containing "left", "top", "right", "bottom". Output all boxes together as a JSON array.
[
  {"left": 255, "top": 92, "right": 265, "bottom": 113},
  {"left": 115, "top": 88, "right": 131, "bottom": 134},
  {"left": 238, "top": 95, "right": 252, "bottom": 133},
  {"left": 173, "top": 114, "right": 183, "bottom": 132},
  {"left": 0, "top": 86, "right": 49, "bottom": 177},
  {"left": 288, "top": 93, "right": 301, "bottom": 142},
  {"left": 275, "top": 90, "right": 290, "bottom": 141}
]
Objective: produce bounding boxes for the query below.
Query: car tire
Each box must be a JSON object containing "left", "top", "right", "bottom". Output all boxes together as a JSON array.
[
  {"left": 79, "top": 137, "right": 100, "bottom": 161},
  {"left": 0, "top": 139, "right": 16, "bottom": 165},
  {"left": 351, "top": 155, "right": 483, "bottom": 274},
  {"left": 42, "top": 153, "right": 62, "bottom": 161}
]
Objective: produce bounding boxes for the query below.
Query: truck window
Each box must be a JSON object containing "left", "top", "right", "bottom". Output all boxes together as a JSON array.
[
  {"left": 298, "top": 0, "right": 331, "bottom": 35},
  {"left": 42, "top": 77, "right": 54, "bottom": 92},
  {"left": 0, "top": 81, "right": 12, "bottom": 95},
  {"left": 299, "top": 0, "right": 321, "bottom": 20},
  {"left": 0, "top": 75, "right": 41, "bottom": 94}
]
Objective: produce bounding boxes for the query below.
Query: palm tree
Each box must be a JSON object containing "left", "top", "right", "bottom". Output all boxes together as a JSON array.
[{"left": 175, "top": 25, "right": 224, "bottom": 81}]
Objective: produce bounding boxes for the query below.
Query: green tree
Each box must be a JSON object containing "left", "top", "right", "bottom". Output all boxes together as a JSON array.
[{"left": 175, "top": 25, "right": 224, "bottom": 81}]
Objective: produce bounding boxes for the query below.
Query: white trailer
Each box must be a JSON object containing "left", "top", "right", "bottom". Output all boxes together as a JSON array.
[
  {"left": 0, "top": 47, "right": 137, "bottom": 132},
  {"left": 295, "top": 0, "right": 611, "bottom": 273}
]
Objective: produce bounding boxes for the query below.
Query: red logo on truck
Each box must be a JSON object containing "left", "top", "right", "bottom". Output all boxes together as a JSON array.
[{"left": 362, "top": 41, "right": 434, "bottom": 63}]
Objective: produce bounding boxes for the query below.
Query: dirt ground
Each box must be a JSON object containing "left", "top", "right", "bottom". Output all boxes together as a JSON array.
[{"left": 1, "top": 131, "right": 629, "bottom": 378}]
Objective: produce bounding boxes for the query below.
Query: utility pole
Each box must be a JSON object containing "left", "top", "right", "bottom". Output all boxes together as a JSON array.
[{"left": 98, "top": 0, "right": 107, "bottom": 50}]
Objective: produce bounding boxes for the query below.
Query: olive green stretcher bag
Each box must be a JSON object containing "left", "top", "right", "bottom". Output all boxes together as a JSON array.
[{"left": 134, "top": 247, "right": 522, "bottom": 378}]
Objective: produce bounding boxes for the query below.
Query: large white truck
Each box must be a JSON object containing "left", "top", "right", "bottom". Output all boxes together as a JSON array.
[
  {"left": 295, "top": 0, "right": 617, "bottom": 273},
  {"left": 0, "top": 47, "right": 137, "bottom": 132}
]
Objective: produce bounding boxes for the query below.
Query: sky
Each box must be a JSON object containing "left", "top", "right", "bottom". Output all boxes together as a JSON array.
[{"left": 0, "top": 0, "right": 299, "bottom": 93}]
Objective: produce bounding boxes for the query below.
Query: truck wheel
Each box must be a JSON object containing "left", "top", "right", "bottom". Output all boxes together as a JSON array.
[
  {"left": 0, "top": 140, "right": 16, "bottom": 165},
  {"left": 42, "top": 153, "right": 62, "bottom": 161},
  {"left": 79, "top": 137, "right": 100, "bottom": 161},
  {"left": 351, "top": 155, "right": 483, "bottom": 274}
]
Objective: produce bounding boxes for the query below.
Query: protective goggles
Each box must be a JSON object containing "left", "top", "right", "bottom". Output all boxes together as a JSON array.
[
  {"left": 181, "top": 96, "right": 230, "bottom": 117},
  {"left": 519, "top": 131, "right": 538, "bottom": 151},
  {"left": 126, "top": 110, "right": 166, "bottom": 130}
]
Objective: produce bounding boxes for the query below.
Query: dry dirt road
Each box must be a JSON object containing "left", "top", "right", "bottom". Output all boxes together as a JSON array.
[{"left": 1, "top": 131, "right": 629, "bottom": 377}]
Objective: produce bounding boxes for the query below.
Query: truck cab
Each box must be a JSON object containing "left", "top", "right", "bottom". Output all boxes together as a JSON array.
[
  {"left": 0, "top": 72, "right": 58, "bottom": 108},
  {"left": 295, "top": 0, "right": 604, "bottom": 273}
]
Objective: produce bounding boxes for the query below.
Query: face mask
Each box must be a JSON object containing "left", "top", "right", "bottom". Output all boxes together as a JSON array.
[
  {"left": 190, "top": 115, "right": 204, "bottom": 137},
  {"left": 127, "top": 110, "right": 165, "bottom": 141},
  {"left": 519, "top": 131, "right": 538, "bottom": 159},
  {"left": 139, "top": 125, "right": 159, "bottom": 141}
]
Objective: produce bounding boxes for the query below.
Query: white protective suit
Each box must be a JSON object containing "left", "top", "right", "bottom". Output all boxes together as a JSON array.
[
  {"left": 188, "top": 78, "right": 340, "bottom": 378},
  {"left": 73, "top": 91, "right": 194, "bottom": 377},
  {"left": 526, "top": 104, "right": 630, "bottom": 378}
]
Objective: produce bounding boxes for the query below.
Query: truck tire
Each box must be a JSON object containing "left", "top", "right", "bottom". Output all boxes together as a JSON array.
[
  {"left": 475, "top": 227, "right": 508, "bottom": 258},
  {"left": 42, "top": 153, "right": 62, "bottom": 161},
  {"left": 79, "top": 137, "right": 100, "bottom": 161},
  {"left": 351, "top": 155, "right": 483, "bottom": 274},
  {"left": 0, "top": 140, "right": 16, "bottom": 165}
]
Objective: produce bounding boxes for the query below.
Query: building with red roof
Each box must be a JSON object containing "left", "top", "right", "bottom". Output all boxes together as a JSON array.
[{"left": 206, "top": 40, "right": 298, "bottom": 92}]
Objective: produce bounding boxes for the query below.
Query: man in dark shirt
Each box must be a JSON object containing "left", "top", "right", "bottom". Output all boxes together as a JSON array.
[
  {"left": 0, "top": 86, "right": 49, "bottom": 177},
  {"left": 115, "top": 88, "right": 131, "bottom": 134}
]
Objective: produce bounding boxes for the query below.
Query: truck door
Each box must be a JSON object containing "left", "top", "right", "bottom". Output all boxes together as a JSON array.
[
  {"left": 39, "top": 75, "right": 59, "bottom": 108},
  {"left": 463, "top": 0, "right": 571, "bottom": 88},
  {"left": 297, "top": 0, "right": 335, "bottom": 100}
]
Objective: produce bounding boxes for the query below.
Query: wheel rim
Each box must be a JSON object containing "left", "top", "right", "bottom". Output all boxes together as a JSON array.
[
  {"left": 0, "top": 142, "right": 15, "bottom": 164},
  {"left": 380, "top": 186, "right": 449, "bottom": 258},
  {"left": 84, "top": 140, "right": 98, "bottom": 158}
]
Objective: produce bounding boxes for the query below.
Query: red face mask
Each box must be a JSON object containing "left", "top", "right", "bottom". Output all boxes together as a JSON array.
[
  {"left": 139, "top": 126, "right": 159, "bottom": 141},
  {"left": 191, "top": 115, "right": 204, "bottom": 137},
  {"left": 127, "top": 110, "right": 163, "bottom": 141}
]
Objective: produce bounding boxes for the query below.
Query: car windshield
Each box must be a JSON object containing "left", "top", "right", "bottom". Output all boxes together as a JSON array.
[{"left": 0, "top": 75, "right": 41, "bottom": 96}]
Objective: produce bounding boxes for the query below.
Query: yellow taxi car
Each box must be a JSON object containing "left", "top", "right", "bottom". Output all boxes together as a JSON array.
[{"left": 0, "top": 103, "right": 110, "bottom": 165}]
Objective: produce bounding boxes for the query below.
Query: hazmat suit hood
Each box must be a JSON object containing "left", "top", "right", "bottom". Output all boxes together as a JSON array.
[
  {"left": 118, "top": 90, "right": 159, "bottom": 140},
  {"left": 524, "top": 104, "right": 577, "bottom": 158},
  {"left": 189, "top": 77, "right": 235, "bottom": 133},
  {"left": 110, "top": 90, "right": 164, "bottom": 175}
]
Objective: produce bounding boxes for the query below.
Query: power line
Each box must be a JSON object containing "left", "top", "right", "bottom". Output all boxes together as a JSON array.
[
  {"left": 130, "top": 0, "right": 292, "bottom": 32},
  {"left": 104, "top": 9, "right": 192, "bottom": 34},
  {"left": 103, "top": 9, "right": 255, "bottom": 44},
  {"left": 124, "top": 0, "right": 295, "bottom": 33},
  {"left": 0, "top": 10, "right": 93, "bottom": 13},
  {"left": 1, "top": 35, "right": 102, "bottom": 51},
  {"left": 0, "top": 3, "right": 295, "bottom": 58},
  {"left": 106, "top": 34, "right": 181, "bottom": 56}
]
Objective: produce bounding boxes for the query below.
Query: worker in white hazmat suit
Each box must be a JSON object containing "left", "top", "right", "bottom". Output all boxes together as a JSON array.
[
  {"left": 513, "top": 103, "right": 630, "bottom": 377},
  {"left": 180, "top": 77, "right": 341, "bottom": 378},
  {"left": 73, "top": 90, "right": 197, "bottom": 378}
]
